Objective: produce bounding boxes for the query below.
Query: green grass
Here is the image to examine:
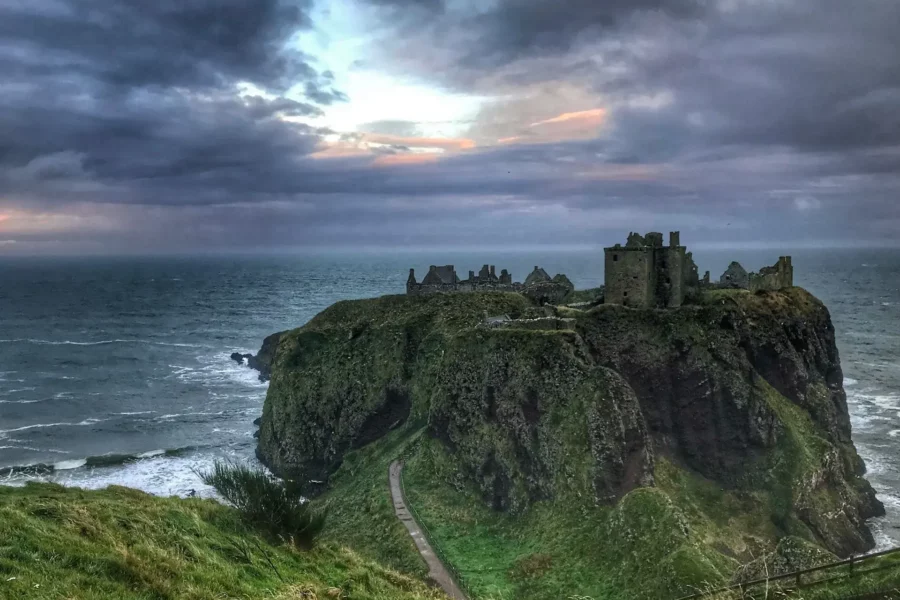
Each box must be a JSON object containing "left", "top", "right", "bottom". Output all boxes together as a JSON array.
[
  {"left": 400, "top": 436, "right": 733, "bottom": 600},
  {"left": 312, "top": 426, "right": 429, "bottom": 578},
  {"left": 0, "top": 482, "right": 446, "bottom": 600}
]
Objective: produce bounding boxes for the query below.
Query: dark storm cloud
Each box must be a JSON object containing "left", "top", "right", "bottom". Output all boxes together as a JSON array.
[
  {"left": 0, "top": 0, "right": 315, "bottom": 91},
  {"left": 353, "top": 0, "right": 900, "bottom": 242},
  {"left": 0, "top": 0, "right": 347, "bottom": 217},
  {"left": 364, "top": 0, "right": 706, "bottom": 69},
  {"left": 3, "top": 0, "right": 900, "bottom": 252}
]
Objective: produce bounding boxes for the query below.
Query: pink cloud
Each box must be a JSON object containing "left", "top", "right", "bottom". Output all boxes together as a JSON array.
[
  {"left": 372, "top": 153, "right": 441, "bottom": 167},
  {"left": 530, "top": 108, "right": 607, "bottom": 128}
]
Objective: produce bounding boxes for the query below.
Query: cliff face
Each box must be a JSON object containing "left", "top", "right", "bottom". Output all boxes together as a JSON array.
[
  {"left": 575, "top": 290, "right": 883, "bottom": 555},
  {"left": 256, "top": 287, "right": 883, "bottom": 558}
]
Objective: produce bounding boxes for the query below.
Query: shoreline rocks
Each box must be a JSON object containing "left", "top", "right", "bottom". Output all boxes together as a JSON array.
[{"left": 230, "top": 331, "right": 285, "bottom": 382}]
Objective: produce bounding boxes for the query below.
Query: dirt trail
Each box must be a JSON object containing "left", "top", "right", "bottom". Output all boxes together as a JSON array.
[{"left": 389, "top": 461, "right": 467, "bottom": 600}]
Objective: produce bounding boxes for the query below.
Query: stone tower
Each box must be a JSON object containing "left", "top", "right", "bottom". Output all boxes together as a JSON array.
[{"left": 604, "top": 231, "right": 690, "bottom": 308}]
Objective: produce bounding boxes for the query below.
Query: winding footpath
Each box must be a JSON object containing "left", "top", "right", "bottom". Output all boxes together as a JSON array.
[{"left": 389, "top": 461, "right": 468, "bottom": 600}]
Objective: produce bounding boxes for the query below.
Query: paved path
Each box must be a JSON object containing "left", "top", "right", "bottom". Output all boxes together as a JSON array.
[{"left": 389, "top": 461, "right": 467, "bottom": 600}]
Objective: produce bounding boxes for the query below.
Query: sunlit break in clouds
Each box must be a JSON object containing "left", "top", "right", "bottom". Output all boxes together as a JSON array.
[{"left": 1, "top": 0, "right": 900, "bottom": 254}]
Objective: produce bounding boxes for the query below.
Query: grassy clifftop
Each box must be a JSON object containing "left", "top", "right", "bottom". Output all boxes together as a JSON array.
[
  {"left": 257, "top": 287, "right": 885, "bottom": 599},
  {"left": 0, "top": 482, "right": 445, "bottom": 600}
]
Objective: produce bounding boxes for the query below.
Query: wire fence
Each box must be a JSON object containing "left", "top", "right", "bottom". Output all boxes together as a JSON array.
[
  {"left": 397, "top": 464, "right": 475, "bottom": 599},
  {"left": 675, "top": 546, "right": 900, "bottom": 599}
]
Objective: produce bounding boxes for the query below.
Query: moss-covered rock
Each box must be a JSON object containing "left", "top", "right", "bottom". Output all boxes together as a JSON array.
[
  {"left": 430, "top": 328, "right": 653, "bottom": 511},
  {"left": 257, "top": 292, "right": 531, "bottom": 483}
]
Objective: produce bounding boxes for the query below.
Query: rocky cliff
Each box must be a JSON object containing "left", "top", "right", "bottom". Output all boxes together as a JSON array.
[{"left": 256, "top": 287, "right": 883, "bottom": 564}]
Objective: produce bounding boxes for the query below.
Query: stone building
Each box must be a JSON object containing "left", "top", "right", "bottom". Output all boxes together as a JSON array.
[
  {"left": 720, "top": 262, "right": 749, "bottom": 289},
  {"left": 603, "top": 231, "right": 700, "bottom": 308},
  {"left": 407, "top": 264, "right": 573, "bottom": 304}
]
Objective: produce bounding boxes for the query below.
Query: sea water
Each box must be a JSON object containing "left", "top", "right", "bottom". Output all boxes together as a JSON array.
[{"left": 1, "top": 249, "right": 897, "bottom": 546}]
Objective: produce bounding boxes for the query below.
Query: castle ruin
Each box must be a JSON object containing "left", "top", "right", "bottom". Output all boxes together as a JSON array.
[
  {"left": 604, "top": 231, "right": 793, "bottom": 308},
  {"left": 406, "top": 231, "right": 793, "bottom": 310},
  {"left": 603, "top": 231, "right": 700, "bottom": 308},
  {"left": 407, "top": 264, "right": 574, "bottom": 304}
]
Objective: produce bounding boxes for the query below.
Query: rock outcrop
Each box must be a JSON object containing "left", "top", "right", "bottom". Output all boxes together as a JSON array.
[
  {"left": 255, "top": 287, "right": 883, "bottom": 558},
  {"left": 234, "top": 331, "right": 284, "bottom": 382}
]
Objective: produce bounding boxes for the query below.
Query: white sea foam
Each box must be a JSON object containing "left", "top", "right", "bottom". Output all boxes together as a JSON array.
[
  {"left": 889, "top": 430, "right": 900, "bottom": 438},
  {"left": 843, "top": 377, "right": 859, "bottom": 386},
  {"left": 880, "top": 492, "right": 900, "bottom": 511},
  {"left": 171, "top": 351, "right": 269, "bottom": 392},
  {"left": 49, "top": 452, "right": 221, "bottom": 498},
  {"left": 870, "top": 394, "right": 900, "bottom": 410},
  {"left": 0, "top": 445, "right": 69, "bottom": 454},
  {"left": 0, "top": 387, "right": 37, "bottom": 395},
  {"left": 137, "top": 449, "right": 166, "bottom": 459},
  {"left": 0, "top": 418, "right": 107, "bottom": 434},
  {"left": 156, "top": 411, "right": 224, "bottom": 420},
  {"left": 871, "top": 519, "right": 896, "bottom": 553},
  {"left": 116, "top": 411, "right": 156, "bottom": 416},
  {"left": 0, "top": 338, "right": 203, "bottom": 348},
  {"left": 850, "top": 390, "right": 900, "bottom": 410},
  {"left": 0, "top": 422, "right": 78, "bottom": 434},
  {"left": 0, "top": 399, "right": 45, "bottom": 405},
  {"left": 54, "top": 459, "right": 87, "bottom": 471}
]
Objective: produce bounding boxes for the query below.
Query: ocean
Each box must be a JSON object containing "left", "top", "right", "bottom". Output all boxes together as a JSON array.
[{"left": 1, "top": 248, "right": 898, "bottom": 549}]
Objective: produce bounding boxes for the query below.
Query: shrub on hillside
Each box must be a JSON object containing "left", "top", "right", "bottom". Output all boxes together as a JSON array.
[{"left": 199, "top": 461, "right": 326, "bottom": 548}]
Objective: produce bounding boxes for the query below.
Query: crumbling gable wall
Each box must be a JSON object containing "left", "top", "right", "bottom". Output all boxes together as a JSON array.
[
  {"left": 720, "top": 262, "right": 749, "bottom": 289},
  {"left": 749, "top": 256, "right": 794, "bottom": 292}
]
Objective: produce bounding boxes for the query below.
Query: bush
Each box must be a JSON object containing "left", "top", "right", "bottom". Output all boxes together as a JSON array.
[{"left": 199, "top": 461, "right": 326, "bottom": 548}]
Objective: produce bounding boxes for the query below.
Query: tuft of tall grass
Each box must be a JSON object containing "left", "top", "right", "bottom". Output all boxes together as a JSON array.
[{"left": 199, "top": 461, "right": 326, "bottom": 548}]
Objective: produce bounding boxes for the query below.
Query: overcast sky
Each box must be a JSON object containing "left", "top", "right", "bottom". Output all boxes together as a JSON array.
[{"left": 1, "top": 0, "right": 898, "bottom": 254}]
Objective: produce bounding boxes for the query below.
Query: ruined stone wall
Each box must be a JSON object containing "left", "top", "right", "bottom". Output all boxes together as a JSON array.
[
  {"left": 604, "top": 248, "right": 655, "bottom": 307},
  {"left": 749, "top": 256, "right": 794, "bottom": 292}
]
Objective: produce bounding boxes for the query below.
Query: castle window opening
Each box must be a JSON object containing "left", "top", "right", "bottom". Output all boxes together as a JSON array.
[{"left": 613, "top": 254, "right": 619, "bottom": 262}]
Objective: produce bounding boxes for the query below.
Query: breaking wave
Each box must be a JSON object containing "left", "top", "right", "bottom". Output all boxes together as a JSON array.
[
  {"left": 0, "top": 338, "right": 202, "bottom": 348},
  {"left": 0, "top": 446, "right": 202, "bottom": 478}
]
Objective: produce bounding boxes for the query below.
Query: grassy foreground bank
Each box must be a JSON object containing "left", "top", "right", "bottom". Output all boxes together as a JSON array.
[{"left": 0, "top": 482, "right": 444, "bottom": 600}]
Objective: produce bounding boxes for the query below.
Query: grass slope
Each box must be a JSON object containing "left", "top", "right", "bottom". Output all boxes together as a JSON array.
[
  {"left": 0, "top": 482, "right": 446, "bottom": 600},
  {"left": 401, "top": 436, "right": 733, "bottom": 600},
  {"left": 314, "top": 427, "right": 429, "bottom": 578}
]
